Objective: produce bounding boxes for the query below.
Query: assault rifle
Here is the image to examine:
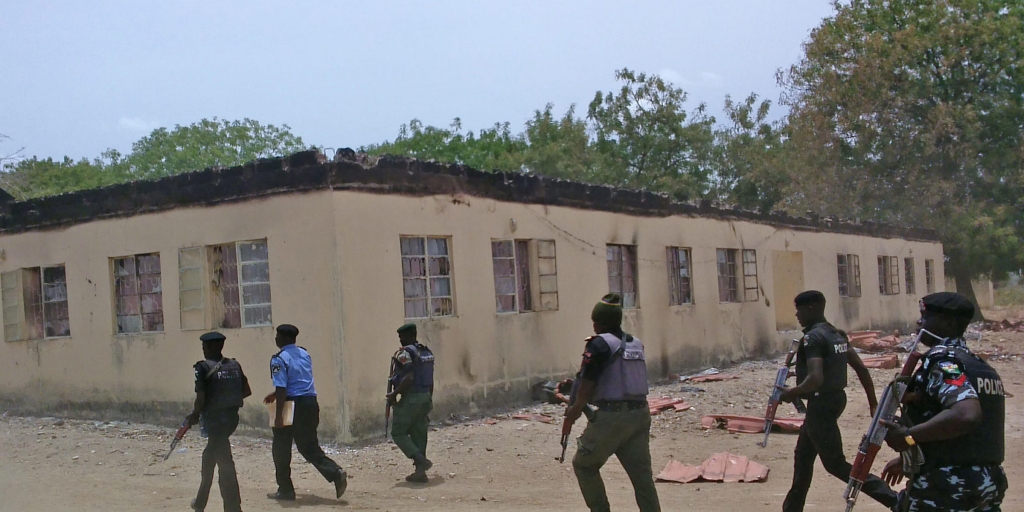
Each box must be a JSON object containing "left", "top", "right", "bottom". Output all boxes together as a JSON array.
[
  {"left": 843, "top": 331, "right": 926, "bottom": 512},
  {"left": 385, "top": 355, "right": 398, "bottom": 439},
  {"left": 164, "top": 418, "right": 191, "bottom": 461},
  {"left": 558, "top": 377, "right": 596, "bottom": 463},
  {"left": 758, "top": 338, "right": 807, "bottom": 447}
]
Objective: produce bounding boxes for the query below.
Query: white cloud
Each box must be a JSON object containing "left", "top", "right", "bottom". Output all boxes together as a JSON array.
[
  {"left": 658, "top": 68, "right": 691, "bottom": 86},
  {"left": 118, "top": 117, "right": 158, "bottom": 133},
  {"left": 700, "top": 71, "right": 723, "bottom": 83}
]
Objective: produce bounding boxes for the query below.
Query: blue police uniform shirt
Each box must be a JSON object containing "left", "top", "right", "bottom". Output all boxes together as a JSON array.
[{"left": 270, "top": 344, "right": 317, "bottom": 397}]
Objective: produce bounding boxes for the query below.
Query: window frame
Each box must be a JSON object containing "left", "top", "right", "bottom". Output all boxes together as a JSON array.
[
  {"left": 877, "top": 256, "right": 900, "bottom": 295},
  {"left": 112, "top": 253, "right": 165, "bottom": 335},
  {"left": 924, "top": 259, "right": 935, "bottom": 294},
  {"left": 401, "top": 236, "right": 455, "bottom": 319},
  {"left": 742, "top": 249, "right": 759, "bottom": 302},
  {"left": 666, "top": 247, "right": 693, "bottom": 306},
  {"left": 236, "top": 240, "right": 273, "bottom": 328},
  {"left": 838, "top": 254, "right": 862, "bottom": 297},
  {"left": 606, "top": 244, "right": 639, "bottom": 309},
  {"left": 904, "top": 257, "right": 916, "bottom": 295},
  {"left": 2, "top": 265, "right": 70, "bottom": 341},
  {"left": 717, "top": 249, "right": 739, "bottom": 303}
]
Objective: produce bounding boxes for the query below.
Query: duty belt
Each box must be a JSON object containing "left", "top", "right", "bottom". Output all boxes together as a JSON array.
[{"left": 594, "top": 400, "right": 647, "bottom": 411}]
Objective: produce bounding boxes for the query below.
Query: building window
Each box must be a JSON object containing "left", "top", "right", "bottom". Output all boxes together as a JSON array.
[
  {"left": 717, "top": 249, "right": 739, "bottom": 303},
  {"left": 925, "top": 259, "right": 935, "bottom": 294},
  {"left": 878, "top": 256, "right": 900, "bottom": 295},
  {"left": 113, "top": 254, "right": 164, "bottom": 334},
  {"left": 667, "top": 247, "right": 693, "bottom": 305},
  {"left": 178, "top": 248, "right": 205, "bottom": 331},
  {"left": 401, "top": 236, "right": 454, "bottom": 319},
  {"left": 905, "top": 258, "right": 916, "bottom": 295},
  {"left": 607, "top": 244, "right": 638, "bottom": 308},
  {"left": 177, "top": 240, "right": 273, "bottom": 330},
  {"left": 742, "top": 249, "right": 759, "bottom": 302},
  {"left": 492, "top": 240, "right": 531, "bottom": 313},
  {"left": 1, "top": 265, "right": 69, "bottom": 341},
  {"left": 537, "top": 239, "right": 559, "bottom": 311},
  {"left": 837, "top": 254, "right": 862, "bottom": 297}
]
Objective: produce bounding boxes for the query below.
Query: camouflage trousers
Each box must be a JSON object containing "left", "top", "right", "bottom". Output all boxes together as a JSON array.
[{"left": 897, "top": 465, "right": 1007, "bottom": 512}]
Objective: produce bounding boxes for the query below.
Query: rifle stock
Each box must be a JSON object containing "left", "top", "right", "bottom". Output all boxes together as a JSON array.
[
  {"left": 758, "top": 339, "right": 803, "bottom": 447},
  {"left": 164, "top": 418, "right": 191, "bottom": 461},
  {"left": 844, "top": 333, "right": 925, "bottom": 512}
]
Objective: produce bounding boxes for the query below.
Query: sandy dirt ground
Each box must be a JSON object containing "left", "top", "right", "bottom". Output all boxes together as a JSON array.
[{"left": 2, "top": 331, "right": 1022, "bottom": 512}]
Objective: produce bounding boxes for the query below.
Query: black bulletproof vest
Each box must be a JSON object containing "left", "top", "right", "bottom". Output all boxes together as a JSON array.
[
  {"left": 202, "top": 358, "right": 245, "bottom": 411},
  {"left": 795, "top": 322, "right": 849, "bottom": 393},
  {"left": 907, "top": 346, "right": 1005, "bottom": 468}
]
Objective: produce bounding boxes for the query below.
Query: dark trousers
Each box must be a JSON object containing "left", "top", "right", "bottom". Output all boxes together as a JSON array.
[
  {"left": 783, "top": 391, "right": 897, "bottom": 512},
  {"left": 272, "top": 396, "right": 343, "bottom": 494},
  {"left": 194, "top": 409, "right": 242, "bottom": 512}
]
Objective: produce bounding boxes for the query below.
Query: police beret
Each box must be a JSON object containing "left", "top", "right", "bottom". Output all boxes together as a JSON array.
[
  {"left": 397, "top": 323, "right": 417, "bottom": 334},
  {"left": 276, "top": 324, "right": 300, "bottom": 336},
  {"left": 921, "top": 292, "right": 975, "bottom": 319},
  {"left": 794, "top": 290, "right": 826, "bottom": 306},
  {"left": 199, "top": 332, "right": 226, "bottom": 343}
]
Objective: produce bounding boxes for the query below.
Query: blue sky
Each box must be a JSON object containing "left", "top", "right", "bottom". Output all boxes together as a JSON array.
[{"left": 1, "top": 1, "right": 836, "bottom": 161}]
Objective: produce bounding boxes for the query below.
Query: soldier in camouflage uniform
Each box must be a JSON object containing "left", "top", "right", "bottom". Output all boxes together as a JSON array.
[{"left": 881, "top": 292, "right": 1007, "bottom": 511}]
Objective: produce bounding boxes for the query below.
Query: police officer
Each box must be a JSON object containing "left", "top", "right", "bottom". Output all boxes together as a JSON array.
[
  {"left": 564, "top": 293, "right": 661, "bottom": 512},
  {"left": 263, "top": 324, "right": 348, "bottom": 500},
  {"left": 386, "top": 323, "right": 435, "bottom": 483},
  {"left": 187, "top": 332, "right": 251, "bottom": 512},
  {"left": 778, "top": 290, "right": 897, "bottom": 512},
  {"left": 880, "top": 292, "right": 1007, "bottom": 511}
]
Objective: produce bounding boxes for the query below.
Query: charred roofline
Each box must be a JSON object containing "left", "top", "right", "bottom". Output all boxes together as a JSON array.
[{"left": 0, "top": 150, "right": 939, "bottom": 242}]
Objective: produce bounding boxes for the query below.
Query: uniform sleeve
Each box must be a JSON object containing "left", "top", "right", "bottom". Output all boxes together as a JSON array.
[
  {"left": 922, "top": 355, "right": 978, "bottom": 408},
  {"left": 802, "top": 332, "right": 828, "bottom": 360},
  {"left": 194, "top": 362, "right": 208, "bottom": 393},
  {"left": 579, "top": 337, "right": 612, "bottom": 381},
  {"left": 394, "top": 348, "right": 414, "bottom": 368},
  {"left": 270, "top": 355, "right": 288, "bottom": 388}
]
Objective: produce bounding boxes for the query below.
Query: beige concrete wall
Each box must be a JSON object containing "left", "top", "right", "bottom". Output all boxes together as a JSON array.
[
  {"left": 0, "top": 193, "right": 347, "bottom": 436},
  {"left": 945, "top": 277, "right": 995, "bottom": 309},
  {"left": 332, "top": 191, "right": 945, "bottom": 438}
]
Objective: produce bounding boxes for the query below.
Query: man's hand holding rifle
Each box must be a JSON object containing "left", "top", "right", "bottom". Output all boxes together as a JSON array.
[{"left": 759, "top": 338, "right": 807, "bottom": 447}]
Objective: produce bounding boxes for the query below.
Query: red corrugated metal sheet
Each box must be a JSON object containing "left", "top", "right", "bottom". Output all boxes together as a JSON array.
[
  {"left": 656, "top": 453, "right": 770, "bottom": 484},
  {"left": 701, "top": 414, "right": 803, "bottom": 433}
]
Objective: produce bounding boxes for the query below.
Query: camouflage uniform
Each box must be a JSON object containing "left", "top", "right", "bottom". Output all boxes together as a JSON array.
[{"left": 897, "top": 338, "right": 1007, "bottom": 512}]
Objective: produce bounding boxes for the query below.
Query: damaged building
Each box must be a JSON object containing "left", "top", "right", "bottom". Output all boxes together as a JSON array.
[{"left": 0, "top": 151, "right": 943, "bottom": 440}]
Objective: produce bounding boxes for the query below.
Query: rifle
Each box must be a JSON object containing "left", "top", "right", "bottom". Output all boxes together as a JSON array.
[
  {"left": 164, "top": 418, "right": 191, "bottom": 461},
  {"left": 559, "top": 376, "right": 596, "bottom": 463},
  {"left": 844, "top": 332, "right": 926, "bottom": 512},
  {"left": 758, "top": 338, "right": 807, "bottom": 447},
  {"left": 385, "top": 355, "right": 398, "bottom": 439}
]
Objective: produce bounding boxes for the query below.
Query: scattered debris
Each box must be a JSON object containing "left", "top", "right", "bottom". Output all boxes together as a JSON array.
[
  {"left": 679, "top": 386, "right": 705, "bottom": 393},
  {"left": 861, "top": 354, "right": 900, "bottom": 369},
  {"left": 656, "top": 453, "right": 770, "bottom": 484},
  {"left": 701, "top": 415, "right": 803, "bottom": 434},
  {"left": 679, "top": 368, "right": 721, "bottom": 381},
  {"left": 687, "top": 374, "right": 739, "bottom": 383},
  {"left": 848, "top": 331, "right": 901, "bottom": 352},
  {"left": 975, "top": 318, "right": 1024, "bottom": 333},
  {"left": 648, "top": 397, "right": 691, "bottom": 415},
  {"left": 510, "top": 413, "right": 555, "bottom": 424}
]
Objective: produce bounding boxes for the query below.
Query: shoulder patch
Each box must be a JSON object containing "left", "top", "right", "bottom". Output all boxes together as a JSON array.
[
  {"left": 936, "top": 360, "right": 967, "bottom": 386},
  {"left": 271, "top": 362, "right": 283, "bottom": 376},
  {"left": 395, "top": 349, "right": 414, "bottom": 365}
]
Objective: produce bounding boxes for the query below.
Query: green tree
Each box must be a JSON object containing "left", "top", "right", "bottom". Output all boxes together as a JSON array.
[
  {"left": 126, "top": 118, "right": 308, "bottom": 179},
  {"left": 363, "top": 118, "right": 527, "bottom": 173},
  {"left": 587, "top": 68, "right": 717, "bottom": 201},
  {"left": 781, "top": 0, "right": 1024, "bottom": 315},
  {"left": 0, "top": 155, "right": 121, "bottom": 200},
  {"left": 713, "top": 94, "right": 788, "bottom": 212},
  {"left": 521, "top": 104, "right": 602, "bottom": 181}
]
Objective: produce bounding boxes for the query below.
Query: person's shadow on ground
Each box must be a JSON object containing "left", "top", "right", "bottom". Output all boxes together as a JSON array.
[
  {"left": 393, "top": 475, "right": 445, "bottom": 489},
  {"left": 270, "top": 494, "right": 348, "bottom": 508}
]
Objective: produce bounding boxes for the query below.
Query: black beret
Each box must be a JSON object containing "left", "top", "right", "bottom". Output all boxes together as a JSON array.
[
  {"left": 794, "top": 290, "right": 826, "bottom": 306},
  {"left": 276, "top": 324, "right": 299, "bottom": 336},
  {"left": 397, "top": 323, "right": 417, "bottom": 334},
  {"left": 199, "top": 332, "right": 226, "bottom": 343},
  {"left": 921, "top": 292, "right": 975, "bottom": 319}
]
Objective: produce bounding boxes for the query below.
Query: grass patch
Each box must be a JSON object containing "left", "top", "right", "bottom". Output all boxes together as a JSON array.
[{"left": 995, "top": 285, "right": 1024, "bottom": 307}]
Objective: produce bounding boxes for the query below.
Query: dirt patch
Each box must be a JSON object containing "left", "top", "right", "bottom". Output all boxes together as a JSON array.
[{"left": 2, "top": 333, "right": 1023, "bottom": 511}]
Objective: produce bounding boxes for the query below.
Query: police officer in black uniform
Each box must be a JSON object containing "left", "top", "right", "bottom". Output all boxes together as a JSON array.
[
  {"left": 880, "top": 292, "right": 1007, "bottom": 511},
  {"left": 264, "top": 324, "right": 348, "bottom": 501},
  {"left": 187, "top": 332, "right": 251, "bottom": 512},
  {"left": 778, "top": 291, "right": 897, "bottom": 512}
]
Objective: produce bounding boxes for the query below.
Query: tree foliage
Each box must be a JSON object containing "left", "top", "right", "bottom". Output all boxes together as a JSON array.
[
  {"left": 0, "top": 118, "right": 307, "bottom": 199},
  {"left": 780, "top": 0, "right": 1024, "bottom": 309}
]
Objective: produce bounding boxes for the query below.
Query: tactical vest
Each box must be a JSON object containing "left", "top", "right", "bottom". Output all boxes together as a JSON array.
[
  {"left": 200, "top": 358, "right": 245, "bottom": 411},
  {"left": 404, "top": 344, "right": 435, "bottom": 394},
  {"left": 592, "top": 333, "right": 649, "bottom": 402},
  {"left": 907, "top": 346, "right": 1005, "bottom": 468},
  {"left": 795, "top": 322, "right": 849, "bottom": 393}
]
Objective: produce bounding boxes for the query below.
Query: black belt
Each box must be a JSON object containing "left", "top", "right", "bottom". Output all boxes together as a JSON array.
[
  {"left": 594, "top": 400, "right": 647, "bottom": 411},
  {"left": 286, "top": 395, "right": 318, "bottom": 404}
]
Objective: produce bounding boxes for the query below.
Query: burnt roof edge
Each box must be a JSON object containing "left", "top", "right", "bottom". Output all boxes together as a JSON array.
[{"left": 0, "top": 151, "right": 940, "bottom": 242}]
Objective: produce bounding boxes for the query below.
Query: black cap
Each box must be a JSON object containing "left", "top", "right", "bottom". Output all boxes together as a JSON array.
[
  {"left": 397, "top": 323, "right": 417, "bottom": 334},
  {"left": 794, "top": 290, "right": 826, "bottom": 307},
  {"left": 200, "top": 332, "right": 226, "bottom": 343},
  {"left": 276, "top": 324, "right": 299, "bottom": 337},
  {"left": 921, "top": 292, "right": 975, "bottom": 319}
]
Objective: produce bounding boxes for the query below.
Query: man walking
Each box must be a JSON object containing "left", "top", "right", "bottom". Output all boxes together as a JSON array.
[
  {"left": 778, "top": 290, "right": 897, "bottom": 511},
  {"left": 264, "top": 324, "right": 348, "bottom": 500},
  {"left": 564, "top": 293, "right": 661, "bottom": 512},
  {"left": 187, "top": 332, "right": 250, "bottom": 512},
  {"left": 881, "top": 292, "right": 1007, "bottom": 511},
  {"left": 386, "top": 323, "right": 435, "bottom": 483}
]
